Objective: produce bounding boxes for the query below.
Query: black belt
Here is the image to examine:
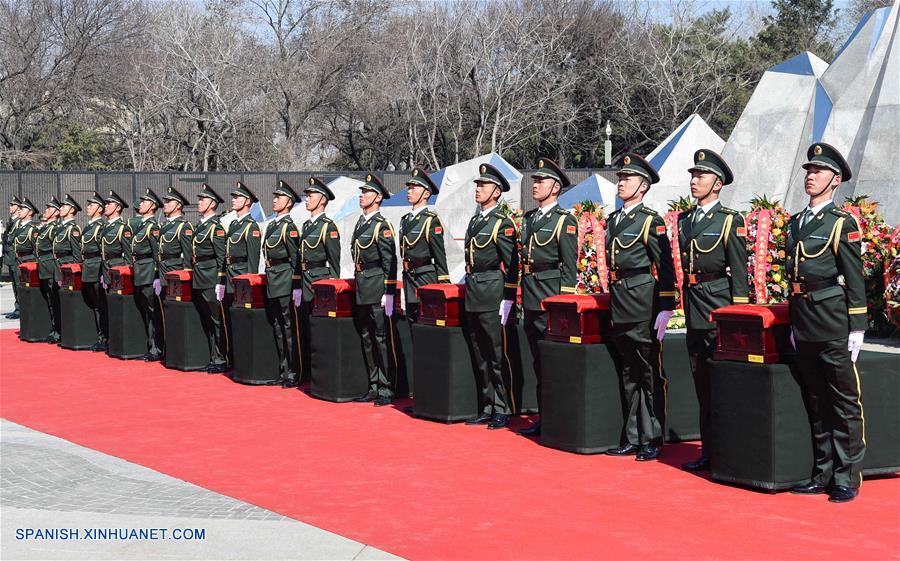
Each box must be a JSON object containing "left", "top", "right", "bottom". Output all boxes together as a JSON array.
[
  {"left": 160, "top": 253, "right": 182, "bottom": 259},
  {"left": 82, "top": 251, "right": 100, "bottom": 259},
  {"left": 403, "top": 256, "right": 433, "bottom": 271},
  {"left": 302, "top": 259, "right": 326, "bottom": 271},
  {"left": 523, "top": 262, "right": 558, "bottom": 275},
  {"left": 267, "top": 256, "right": 290, "bottom": 266},
  {"left": 38, "top": 250, "right": 53, "bottom": 256},
  {"left": 226, "top": 255, "right": 248, "bottom": 265},
  {"left": 609, "top": 266, "right": 650, "bottom": 282},
  {"left": 683, "top": 271, "right": 726, "bottom": 286},
  {"left": 193, "top": 254, "right": 216, "bottom": 263},
  {"left": 465, "top": 263, "right": 495, "bottom": 274},
  {"left": 55, "top": 251, "right": 71, "bottom": 258},
  {"left": 105, "top": 253, "right": 123, "bottom": 260},
  {"left": 16, "top": 253, "right": 35, "bottom": 260},
  {"left": 133, "top": 252, "right": 153, "bottom": 259},
  {"left": 790, "top": 277, "right": 839, "bottom": 296},
  {"left": 354, "top": 260, "right": 380, "bottom": 273}
]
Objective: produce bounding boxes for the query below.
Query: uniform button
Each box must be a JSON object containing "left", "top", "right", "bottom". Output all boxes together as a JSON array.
[
  {"left": 682, "top": 252, "right": 687, "bottom": 257},
  {"left": 800, "top": 276, "right": 805, "bottom": 281},
  {"left": 614, "top": 250, "right": 619, "bottom": 254},
  {"left": 800, "top": 257, "right": 806, "bottom": 262}
]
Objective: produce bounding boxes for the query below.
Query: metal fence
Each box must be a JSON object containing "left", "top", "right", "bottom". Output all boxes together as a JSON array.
[{"left": 0, "top": 169, "right": 619, "bottom": 225}]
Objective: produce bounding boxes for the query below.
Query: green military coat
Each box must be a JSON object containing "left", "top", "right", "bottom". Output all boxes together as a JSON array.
[
  {"left": 3, "top": 217, "right": 20, "bottom": 268},
  {"left": 223, "top": 213, "right": 261, "bottom": 292},
  {"left": 191, "top": 216, "right": 226, "bottom": 291},
  {"left": 262, "top": 215, "right": 300, "bottom": 299},
  {"left": 351, "top": 212, "right": 397, "bottom": 306},
  {"left": 52, "top": 219, "right": 82, "bottom": 278},
  {"left": 12, "top": 219, "right": 38, "bottom": 265},
  {"left": 130, "top": 217, "right": 159, "bottom": 287},
  {"left": 100, "top": 217, "right": 131, "bottom": 285},
  {"left": 400, "top": 208, "right": 449, "bottom": 305},
  {"left": 36, "top": 220, "right": 59, "bottom": 281},
  {"left": 156, "top": 216, "right": 192, "bottom": 287},
  {"left": 297, "top": 213, "right": 340, "bottom": 302},
  {"left": 785, "top": 202, "right": 867, "bottom": 342},
  {"left": 676, "top": 203, "right": 749, "bottom": 330},
  {"left": 80, "top": 218, "right": 105, "bottom": 283},
  {"left": 463, "top": 208, "right": 519, "bottom": 313},
  {"left": 605, "top": 203, "right": 676, "bottom": 324},
  {"left": 520, "top": 205, "right": 578, "bottom": 311}
]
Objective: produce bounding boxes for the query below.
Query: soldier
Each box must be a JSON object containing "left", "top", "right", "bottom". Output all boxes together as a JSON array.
[
  {"left": 604, "top": 153, "right": 676, "bottom": 461},
  {"left": 36, "top": 197, "right": 62, "bottom": 343},
  {"left": 131, "top": 189, "right": 164, "bottom": 361},
  {"left": 296, "top": 177, "right": 340, "bottom": 381},
  {"left": 11, "top": 199, "right": 39, "bottom": 298},
  {"left": 217, "top": 181, "right": 261, "bottom": 368},
  {"left": 191, "top": 184, "right": 228, "bottom": 374},
  {"left": 52, "top": 195, "right": 84, "bottom": 324},
  {"left": 517, "top": 158, "right": 579, "bottom": 437},
  {"left": 263, "top": 180, "right": 302, "bottom": 388},
  {"left": 351, "top": 174, "right": 398, "bottom": 407},
  {"left": 462, "top": 163, "right": 519, "bottom": 430},
  {"left": 99, "top": 190, "right": 133, "bottom": 352},
  {"left": 676, "top": 150, "right": 749, "bottom": 471},
  {"left": 786, "top": 143, "right": 866, "bottom": 503},
  {"left": 79, "top": 192, "right": 107, "bottom": 351},
  {"left": 399, "top": 167, "right": 449, "bottom": 324},
  {"left": 154, "top": 187, "right": 193, "bottom": 302},
  {"left": 3, "top": 196, "right": 23, "bottom": 319}
]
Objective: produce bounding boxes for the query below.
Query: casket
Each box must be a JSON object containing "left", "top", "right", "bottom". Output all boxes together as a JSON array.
[
  {"left": 418, "top": 283, "right": 466, "bottom": 327},
  {"left": 18, "top": 262, "right": 40, "bottom": 288},
  {"left": 165, "top": 269, "right": 193, "bottom": 302},
  {"left": 541, "top": 293, "right": 611, "bottom": 344},
  {"left": 711, "top": 303, "right": 792, "bottom": 363},
  {"left": 59, "top": 263, "right": 83, "bottom": 291},
  {"left": 109, "top": 265, "right": 134, "bottom": 295},
  {"left": 232, "top": 274, "right": 267, "bottom": 309},
  {"left": 312, "top": 278, "right": 356, "bottom": 317}
]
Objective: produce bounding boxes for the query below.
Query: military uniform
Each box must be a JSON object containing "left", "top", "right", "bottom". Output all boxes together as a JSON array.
[
  {"left": 131, "top": 189, "right": 164, "bottom": 359},
  {"left": 605, "top": 154, "right": 675, "bottom": 457},
  {"left": 786, "top": 143, "right": 867, "bottom": 502},
  {"left": 400, "top": 167, "right": 449, "bottom": 323},
  {"left": 676, "top": 150, "right": 749, "bottom": 469},
  {"left": 263, "top": 181, "right": 302, "bottom": 386},
  {"left": 520, "top": 158, "right": 579, "bottom": 431},
  {"left": 12, "top": 199, "right": 39, "bottom": 269},
  {"left": 191, "top": 184, "right": 228, "bottom": 372},
  {"left": 221, "top": 182, "right": 261, "bottom": 366},
  {"left": 351, "top": 174, "right": 398, "bottom": 402},
  {"left": 463, "top": 164, "right": 519, "bottom": 426},
  {"left": 36, "top": 198, "right": 62, "bottom": 342},
  {"left": 3, "top": 197, "right": 22, "bottom": 318},
  {"left": 156, "top": 188, "right": 193, "bottom": 294},
  {"left": 297, "top": 177, "right": 340, "bottom": 380},
  {"left": 80, "top": 193, "right": 107, "bottom": 349}
]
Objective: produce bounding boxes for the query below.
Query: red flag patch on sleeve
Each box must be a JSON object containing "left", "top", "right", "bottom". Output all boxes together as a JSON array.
[
  {"left": 566, "top": 225, "right": 577, "bottom": 234},
  {"left": 153, "top": 229, "right": 160, "bottom": 236},
  {"left": 185, "top": 230, "right": 193, "bottom": 236},
  {"left": 434, "top": 226, "right": 443, "bottom": 234},
  {"left": 383, "top": 229, "right": 392, "bottom": 238},
  {"left": 736, "top": 227, "right": 746, "bottom": 237},
  {"left": 289, "top": 230, "right": 298, "bottom": 237},
  {"left": 252, "top": 230, "right": 260, "bottom": 237},
  {"left": 72, "top": 230, "right": 80, "bottom": 236},
  {"left": 330, "top": 231, "right": 339, "bottom": 238},
  {"left": 848, "top": 230, "right": 860, "bottom": 242},
  {"left": 216, "top": 229, "right": 225, "bottom": 237},
  {"left": 123, "top": 231, "right": 131, "bottom": 238},
  {"left": 504, "top": 227, "right": 514, "bottom": 236},
  {"left": 656, "top": 226, "right": 667, "bottom": 235}
]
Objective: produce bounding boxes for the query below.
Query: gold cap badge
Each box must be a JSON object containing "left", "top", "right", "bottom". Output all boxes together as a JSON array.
[
  {"left": 538, "top": 159, "right": 545, "bottom": 168},
  {"left": 623, "top": 155, "right": 631, "bottom": 165},
  {"left": 413, "top": 169, "right": 418, "bottom": 176},
  {"left": 309, "top": 177, "right": 315, "bottom": 185},
  {"left": 698, "top": 151, "right": 706, "bottom": 161},
  {"left": 366, "top": 174, "right": 372, "bottom": 182},
  {"left": 480, "top": 165, "right": 486, "bottom": 173},
  {"left": 814, "top": 145, "right": 823, "bottom": 155}
]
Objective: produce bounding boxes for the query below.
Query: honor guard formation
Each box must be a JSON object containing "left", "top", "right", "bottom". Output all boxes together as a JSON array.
[{"left": 2, "top": 143, "right": 870, "bottom": 503}]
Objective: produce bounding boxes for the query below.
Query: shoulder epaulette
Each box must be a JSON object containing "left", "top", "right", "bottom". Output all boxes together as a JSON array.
[
  {"left": 719, "top": 207, "right": 739, "bottom": 215},
  {"left": 830, "top": 208, "right": 850, "bottom": 217},
  {"left": 554, "top": 207, "right": 571, "bottom": 216},
  {"left": 639, "top": 207, "right": 658, "bottom": 216}
]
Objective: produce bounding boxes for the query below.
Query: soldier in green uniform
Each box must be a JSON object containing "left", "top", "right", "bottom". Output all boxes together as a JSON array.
[
  {"left": 517, "top": 158, "right": 579, "bottom": 437},
  {"left": 217, "top": 181, "right": 261, "bottom": 368},
  {"left": 130, "top": 189, "right": 164, "bottom": 361},
  {"left": 79, "top": 192, "right": 107, "bottom": 351},
  {"left": 462, "top": 163, "right": 519, "bottom": 430},
  {"left": 675, "top": 150, "right": 749, "bottom": 471},
  {"left": 52, "top": 194, "right": 84, "bottom": 333},
  {"left": 100, "top": 190, "right": 132, "bottom": 352},
  {"left": 296, "top": 177, "right": 340, "bottom": 381},
  {"left": 263, "top": 181, "right": 302, "bottom": 387},
  {"left": 11, "top": 199, "right": 39, "bottom": 307},
  {"left": 36, "top": 197, "right": 62, "bottom": 343},
  {"left": 785, "top": 143, "right": 867, "bottom": 503},
  {"left": 191, "top": 184, "right": 228, "bottom": 373},
  {"left": 3, "top": 196, "right": 23, "bottom": 319},
  {"left": 351, "top": 174, "right": 398, "bottom": 407},
  {"left": 604, "top": 153, "right": 676, "bottom": 461},
  {"left": 399, "top": 167, "right": 449, "bottom": 324},
  {"left": 154, "top": 187, "right": 193, "bottom": 302}
]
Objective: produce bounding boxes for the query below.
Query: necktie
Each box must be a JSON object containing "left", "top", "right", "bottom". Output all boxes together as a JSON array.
[
  {"left": 693, "top": 208, "right": 704, "bottom": 225},
  {"left": 800, "top": 209, "right": 811, "bottom": 228}
]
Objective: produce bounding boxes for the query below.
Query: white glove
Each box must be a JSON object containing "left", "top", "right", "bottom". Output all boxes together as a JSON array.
[
  {"left": 499, "top": 299, "right": 513, "bottom": 326},
  {"left": 292, "top": 288, "right": 302, "bottom": 308},
  {"left": 153, "top": 279, "right": 162, "bottom": 296},
  {"left": 215, "top": 283, "right": 225, "bottom": 301},
  {"left": 383, "top": 294, "right": 394, "bottom": 317},
  {"left": 56, "top": 279, "right": 63, "bottom": 287},
  {"left": 790, "top": 329, "right": 796, "bottom": 350},
  {"left": 654, "top": 310, "right": 674, "bottom": 341},
  {"left": 100, "top": 276, "right": 107, "bottom": 290},
  {"left": 848, "top": 330, "right": 864, "bottom": 363}
]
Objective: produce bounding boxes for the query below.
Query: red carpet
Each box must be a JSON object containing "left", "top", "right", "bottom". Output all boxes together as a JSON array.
[{"left": 1, "top": 330, "right": 898, "bottom": 560}]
